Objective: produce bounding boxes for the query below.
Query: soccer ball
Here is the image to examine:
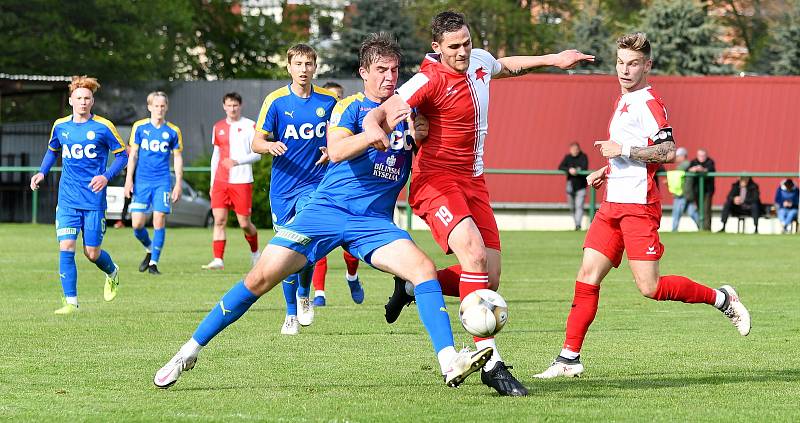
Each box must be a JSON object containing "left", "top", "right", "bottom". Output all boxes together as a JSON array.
[{"left": 458, "top": 289, "right": 508, "bottom": 338}]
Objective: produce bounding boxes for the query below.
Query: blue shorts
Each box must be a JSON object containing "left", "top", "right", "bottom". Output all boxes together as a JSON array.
[
  {"left": 130, "top": 182, "right": 172, "bottom": 214},
  {"left": 55, "top": 206, "right": 106, "bottom": 247},
  {"left": 269, "top": 202, "right": 412, "bottom": 266},
  {"left": 271, "top": 189, "right": 315, "bottom": 229}
]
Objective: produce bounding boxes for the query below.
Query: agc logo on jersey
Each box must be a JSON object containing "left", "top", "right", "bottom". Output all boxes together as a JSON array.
[{"left": 62, "top": 144, "right": 98, "bottom": 159}]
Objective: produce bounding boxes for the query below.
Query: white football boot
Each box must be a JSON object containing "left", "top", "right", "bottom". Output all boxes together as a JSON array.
[
  {"left": 534, "top": 357, "right": 584, "bottom": 379},
  {"left": 280, "top": 315, "right": 300, "bottom": 335},
  {"left": 154, "top": 351, "right": 197, "bottom": 389},
  {"left": 718, "top": 285, "right": 751, "bottom": 336},
  {"left": 444, "top": 347, "right": 493, "bottom": 387},
  {"left": 297, "top": 296, "right": 314, "bottom": 327},
  {"left": 201, "top": 258, "right": 224, "bottom": 270}
]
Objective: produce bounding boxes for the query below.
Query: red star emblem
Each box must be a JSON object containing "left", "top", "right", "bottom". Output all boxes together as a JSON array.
[
  {"left": 618, "top": 102, "right": 630, "bottom": 116},
  {"left": 474, "top": 67, "right": 488, "bottom": 82}
]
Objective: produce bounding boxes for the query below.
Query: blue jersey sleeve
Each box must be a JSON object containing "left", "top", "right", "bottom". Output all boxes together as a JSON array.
[
  {"left": 329, "top": 95, "right": 360, "bottom": 135},
  {"left": 47, "top": 119, "right": 66, "bottom": 151},
  {"left": 256, "top": 89, "right": 286, "bottom": 136}
]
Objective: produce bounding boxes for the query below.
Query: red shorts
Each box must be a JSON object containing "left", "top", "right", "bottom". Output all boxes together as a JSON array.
[
  {"left": 583, "top": 202, "right": 664, "bottom": 267},
  {"left": 409, "top": 173, "right": 501, "bottom": 254},
  {"left": 211, "top": 181, "right": 253, "bottom": 216}
]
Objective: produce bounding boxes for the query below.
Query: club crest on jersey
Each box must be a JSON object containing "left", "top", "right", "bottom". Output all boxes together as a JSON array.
[
  {"left": 162, "top": 131, "right": 170, "bottom": 140},
  {"left": 386, "top": 154, "right": 396, "bottom": 167},
  {"left": 315, "top": 107, "right": 326, "bottom": 118},
  {"left": 86, "top": 130, "right": 96, "bottom": 140},
  {"left": 475, "top": 67, "right": 488, "bottom": 82}
]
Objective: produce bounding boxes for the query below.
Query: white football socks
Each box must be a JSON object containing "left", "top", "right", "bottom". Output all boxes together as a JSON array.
[
  {"left": 476, "top": 338, "right": 502, "bottom": 370},
  {"left": 437, "top": 346, "right": 457, "bottom": 374},
  {"left": 181, "top": 338, "right": 203, "bottom": 358},
  {"left": 65, "top": 296, "right": 78, "bottom": 306}
]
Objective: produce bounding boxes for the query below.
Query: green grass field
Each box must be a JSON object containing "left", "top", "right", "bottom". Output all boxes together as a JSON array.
[{"left": 1, "top": 224, "right": 798, "bottom": 422}]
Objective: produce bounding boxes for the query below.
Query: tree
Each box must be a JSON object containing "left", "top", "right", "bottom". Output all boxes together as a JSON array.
[
  {"left": 568, "top": 2, "right": 615, "bottom": 72},
  {"left": 323, "top": 0, "right": 425, "bottom": 80},
  {"left": 771, "top": 2, "right": 800, "bottom": 75},
  {"left": 638, "top": 0, "right": 731, "bottom": 75},
  {"left": 0, "top": 0, "right": 287, "bottom": 81}
]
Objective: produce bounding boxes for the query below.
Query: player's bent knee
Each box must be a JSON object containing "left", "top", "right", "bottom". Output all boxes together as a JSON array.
[{"left": 83, "top": 248, "right": 100, "bottom": 261}]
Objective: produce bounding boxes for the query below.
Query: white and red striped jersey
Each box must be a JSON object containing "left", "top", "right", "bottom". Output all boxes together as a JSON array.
[
  {"left": 210, "top": 117, "right": 260, "bottom": 186},
  {"left": 397, "top": 49, "right": 502, "bottom": 177},
  {"left": 605, "top": 86, "right": 671, "bottom": 204}
]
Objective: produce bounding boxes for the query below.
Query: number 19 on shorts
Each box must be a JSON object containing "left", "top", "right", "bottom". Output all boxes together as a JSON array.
[{"left": 435, "top": 206, "right": 453, "bottom": 226}]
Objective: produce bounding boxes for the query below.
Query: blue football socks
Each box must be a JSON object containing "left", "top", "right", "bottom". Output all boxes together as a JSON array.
[
  {"left": 192, "top": 281, "right": 259, "bottom": 346},
  {"left": 59, "top": 250, "right": 78, "bottom": 298},
  {"left": 296, "top": 263, "right": 314, "bottom": 299},
  {"left": 151, "top": 228, "right": 166, "bottom": 263},
  {"left": 414, "top": 280, "right": 455, "bottom": 353},
  {"left": 282, "top": 274, "right": 299, "bottom": 316},
  {"left": 94, "top": 250, "right": 116, "bottom": 274},
  {"left": 133, "top": 227, "right": 152, "bottom": 250}
]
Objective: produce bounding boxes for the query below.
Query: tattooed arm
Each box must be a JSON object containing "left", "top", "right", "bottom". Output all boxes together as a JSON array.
[
  {"left": 630, "top": 141, "right": 676, "bottom": 163},
  {"left": 594, "top": 140, "right": 676, "bottom": 163}
]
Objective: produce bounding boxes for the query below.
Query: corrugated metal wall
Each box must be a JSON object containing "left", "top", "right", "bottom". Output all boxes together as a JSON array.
[
  {"left": 483, "top": 74, "right": 800, "bottom": 205},
  {"left": 165, "top": 79, "right": 363, "bottom": 161}
]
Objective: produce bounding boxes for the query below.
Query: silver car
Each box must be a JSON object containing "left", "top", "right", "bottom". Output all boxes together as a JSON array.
[{"left": 106, "top": 176, "right": 213, "bottom": 227}]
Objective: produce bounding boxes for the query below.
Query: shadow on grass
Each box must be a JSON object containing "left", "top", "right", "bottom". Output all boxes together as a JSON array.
[{"left": 525, "top": 369, "right": 800, "bottom": 394}]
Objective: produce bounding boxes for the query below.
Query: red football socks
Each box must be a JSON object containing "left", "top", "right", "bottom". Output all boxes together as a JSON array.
[
  {"left": 436, "top": 264, "right": 462, "bottom": 297},
  {"left": 653, "top": 275, "right": 716, "bottom": 305},
  {"left": 563, "top": 281, "right": 600, "bottom": 354},
  {"left": 343, "top": 251, "right": 359, "bottom": 276},
  {"left": 244, "top": 233, "right": 259, "bottom": 253},
  {"left": 312, "top": 256, "right": 328, "bottom": 291},
  {"left": 212, "top": 240, "right": 226, "bottom": 260}
]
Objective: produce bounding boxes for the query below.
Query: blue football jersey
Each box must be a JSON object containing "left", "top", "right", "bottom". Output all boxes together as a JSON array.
[
  {"left": 255, "top": 84, "right": 337, "bottom": 200},
  {"left": 130, "top": 119, "right": 182, "bottom": 183},
  {"left": 312, "top": 92, "right": 414, "bottom": 218},
  {"left": 47, "top": 114, "right": 126, "bottom": 210}
]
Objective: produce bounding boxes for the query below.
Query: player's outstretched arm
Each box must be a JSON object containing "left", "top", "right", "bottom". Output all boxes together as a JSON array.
[
  {"left": 495, "top": 50, "right": 595, "bottom": 79},
  {"left": 124, "top": 145, "right": 138, "bottom": 198}
]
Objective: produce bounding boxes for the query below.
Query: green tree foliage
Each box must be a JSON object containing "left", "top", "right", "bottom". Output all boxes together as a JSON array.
[
  {"left": 568, "top": 3, "right": 615, "bottom": 72},
  {"left": 0, "top": 0, "right": 286, "bottom": 81},
  {"left": 638, "top": 0, "right": 731, "bottom": 75},
  {"left": 323, "top": 0, "right": 425, "bottom": 80},
  {"left": 710, "top": 0, "right": 771, "bottom": 73},
  {"left": 771, "top": 2, "right": 800, "bottom": 75}
]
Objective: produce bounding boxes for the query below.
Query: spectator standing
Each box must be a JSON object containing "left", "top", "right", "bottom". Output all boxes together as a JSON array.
[
  {"left": 687, "top": 149, "right": 715, "bottom": 230},
  {"left": 558, "top": 142, "right": 589, "bottom": 230},
  {"left": 666, "top": 147, "right": 695, "bottom": 231}
]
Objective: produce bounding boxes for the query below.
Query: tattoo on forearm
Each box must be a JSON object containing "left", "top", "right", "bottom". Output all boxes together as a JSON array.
[
  {"left": 630, "top": 141, "right": 676, "bottom": 163},
  {"left": 507, "top": 67, "right": 527, "bottom": 77}
]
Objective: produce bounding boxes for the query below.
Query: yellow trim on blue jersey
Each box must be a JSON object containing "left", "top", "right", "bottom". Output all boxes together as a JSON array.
[
  {"left": 92, "top": 115, "right": 126, "bottom": 153},
  {"left": 255, "top": 85, "right": 291, "bottom": 136},
  {"left": 48, "top": 115, "right": 72, "bottom": 151},
  {"left": 312, "top": 85, "right": 340, "bottom": 101},
  {"left": 329, "top": 92, "right": 365, "bottom": 134},
  {"left": 129, "top": 118, "right": 149, "bottom": 147},
  {"left": 166, "top": 122, "right": 183, "bottom": 152}
]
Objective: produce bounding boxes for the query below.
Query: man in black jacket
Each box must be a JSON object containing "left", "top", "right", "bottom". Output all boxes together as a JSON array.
[
  {"left": 687, "top": 149, "right": 715, "bottom": 230},
  {"left": 719, "top": 176, "right": 762, "bottom": 233},
  {"left": 558, "top": 142, "right": 589, "bottom": 230}
]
